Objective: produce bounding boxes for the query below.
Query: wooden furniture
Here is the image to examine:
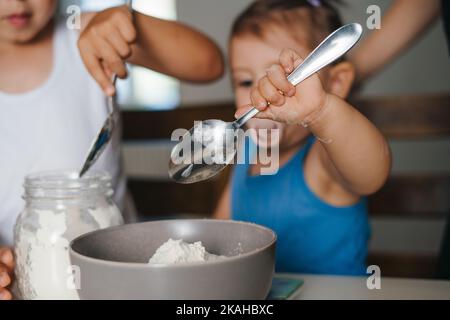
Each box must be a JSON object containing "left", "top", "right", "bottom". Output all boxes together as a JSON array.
[
  {"left": 122, "top": 94, "right": 450, "bottom": 279},
  {"left": 356, "top": 94, "right": 450, "bottom": 279}
]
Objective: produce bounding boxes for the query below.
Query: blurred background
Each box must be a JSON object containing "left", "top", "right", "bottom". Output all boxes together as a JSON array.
[
  {"left": 61, "top": 0, "right": 450, "bottom": 105},
  {"left": 60, "top": 0, "right": 450, "bottom": 279}
]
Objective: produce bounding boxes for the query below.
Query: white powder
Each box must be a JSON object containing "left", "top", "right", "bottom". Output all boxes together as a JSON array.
[
  {"left": 15, "top": 210, "right": 78, "bottom": 300},
  {"left": 193, "top": 125, "right": 213, "bottom": 145},
  {"left": 148, "top": 239, "right": 225, "bottom": 265},
  {"left": 15, "top": 205, "right": 123, "bottom": 300}
]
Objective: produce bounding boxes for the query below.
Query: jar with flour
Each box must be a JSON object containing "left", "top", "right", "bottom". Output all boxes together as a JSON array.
[{"left": 14, "top": 171, "right": 124, "bottom": 300}]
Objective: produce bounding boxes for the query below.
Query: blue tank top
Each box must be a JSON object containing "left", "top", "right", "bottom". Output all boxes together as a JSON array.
[{"left": 231, "top": 137, "right": 370, "bottom": 275}]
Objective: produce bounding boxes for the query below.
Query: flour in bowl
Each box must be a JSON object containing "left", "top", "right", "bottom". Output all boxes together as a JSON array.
[{"left": 148, "top": 239, "right": 225, "bottom": 264}]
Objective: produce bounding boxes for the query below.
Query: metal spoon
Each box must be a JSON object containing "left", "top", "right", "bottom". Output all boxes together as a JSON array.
[
  {"left": 169, "top": 23, "right": 363, "bottom": 184},
  {"left": 79, "top": 0, "right": 133, "bottom": 178},
  {"left": 78, "top": 77, "right": 119, "bottom": 178}
]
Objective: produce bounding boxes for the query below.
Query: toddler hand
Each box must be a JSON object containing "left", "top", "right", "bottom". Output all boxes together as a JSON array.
[
  {"left": 78, "top": 6, "right": 137, "bottom": 96},
  {"left": 236, "top": 48, "right": 330, "bottom": 126},
  {"left": 0, "top": 247, "right": 14, "bottom": 300}
]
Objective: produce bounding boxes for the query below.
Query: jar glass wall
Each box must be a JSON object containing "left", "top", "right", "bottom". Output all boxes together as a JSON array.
[{"left": 14, "top": 171, "right": 123, "bottom": 300}]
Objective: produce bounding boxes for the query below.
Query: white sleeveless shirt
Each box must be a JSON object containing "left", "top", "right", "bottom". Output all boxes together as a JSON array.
[{"left": 0, "top": 20, "right": 126, "bottom": 245}]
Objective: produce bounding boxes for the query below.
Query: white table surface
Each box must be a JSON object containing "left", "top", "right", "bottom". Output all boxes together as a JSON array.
[
  {"left": 278, "top": 274, "right": 450, "bottom": 300},
  {"left": 12, "top": 274, "right": 450, "bottom": 300}
]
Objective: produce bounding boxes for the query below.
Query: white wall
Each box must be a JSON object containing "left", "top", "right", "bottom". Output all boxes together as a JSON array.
[
  {"left": 339, "top": 0, "right": 450, "bottom": 96},
  {"left": 177, "top": 0, "right": 450, "bottom": 105},
  {"left": 177, "top": 0, "right": 253, "bottom": 105}
]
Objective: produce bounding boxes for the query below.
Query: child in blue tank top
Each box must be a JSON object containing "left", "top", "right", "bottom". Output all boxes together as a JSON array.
[{"left": 214, "top": 0, "right": 391, "bottom": 275}]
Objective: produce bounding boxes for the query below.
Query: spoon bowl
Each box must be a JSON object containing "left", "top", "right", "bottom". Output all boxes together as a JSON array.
[{"left": 169, "top": 119, "right": 239, "bottom": 184}]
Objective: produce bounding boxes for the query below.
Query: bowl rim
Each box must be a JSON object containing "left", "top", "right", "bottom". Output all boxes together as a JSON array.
[{"left": 69, "top": 219, "right": 277, "bottom": 269}]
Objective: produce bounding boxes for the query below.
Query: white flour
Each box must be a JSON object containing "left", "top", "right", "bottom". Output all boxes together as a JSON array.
[
  {"left": 15, "top": 209, "right": 78, "bottom": 300},
  {"left": 148, "top": 239, "right": 225, "bottom": 265},
  {"left": 15, "top": 205, "right": 123, "bottom": 300}
]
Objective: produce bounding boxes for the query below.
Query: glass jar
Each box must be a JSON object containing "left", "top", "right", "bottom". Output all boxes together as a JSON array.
[{"left": 14, "top": 171, "right": 124, "bottom": 300}]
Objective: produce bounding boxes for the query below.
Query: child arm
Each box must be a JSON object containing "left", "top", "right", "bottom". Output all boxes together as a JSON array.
[
  {"left": 237, "top": 48, "right": 391, "bottom": 197},
  {"left": 127, "top": 12, "right": 224, "bottom": 83},
  {"left": 307, "top": 95, "right": 392, "bottom": 196},
  {"left": 350, "top": 0, "right": 440, "bottom": 84},
  {"left": 79, "top": 6, "right": 224, "bottom": 95}
]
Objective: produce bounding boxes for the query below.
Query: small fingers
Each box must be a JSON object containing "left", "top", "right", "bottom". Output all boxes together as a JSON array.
[
  {"left": 0, "top": 248, "right": 14, "bottom": 271},
  {"left": 93, "top": 38, "right": 128, "bottom": 79},
  {"left": 258, "top": 77, "right": 285, "bottom": 107},
  {"left": 118, "top": 22, "right": 137, "bottom": 45},
  {"left": 266, "top": 64, "right": 295, "bottom": 97},
  {"left": 106, "top": 29, "right": 132, "bottom": 59},
  {"left": 254, "top": 106, "right": 277, "bottom": 121},
  {"left": 0, "top": 287, "right": 12, "bottom": 300},
  {"left": 0, "top": 265, "right": 11, "bottom": 288},
  {"left": 235, "top": 104, "right": 277, "bottom": 123},
  {"left": 101, "top": 61, "right": 114, "bottom": 80},
  {"left": 279, "top": 48, "right": 303, "bottom": 74},
  {"left": 250, "top": 86, "right": 268, "bottom": 110},
  {"left": 115, "top": 9, "right": 137, "bottom": 43},
  {"left": 80, "top": 48, "right": 115, "bottom": 96}
]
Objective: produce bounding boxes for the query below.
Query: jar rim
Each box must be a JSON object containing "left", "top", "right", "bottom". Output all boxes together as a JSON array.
[{"left": 24, "top": 170, "right": 113, "bottom": 200}]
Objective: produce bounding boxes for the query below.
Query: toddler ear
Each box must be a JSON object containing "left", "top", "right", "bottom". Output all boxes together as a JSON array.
[{"left": 326, "top": 62, "right": 356, "bottom": 98}]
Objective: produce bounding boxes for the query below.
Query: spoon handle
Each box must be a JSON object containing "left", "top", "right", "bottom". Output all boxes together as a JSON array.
[
  {"left": 287, "top": 23, "right": 362, "bottom": 85},
  {"left": 234, "top": 23, "right": 363, "bottom": 128},
  {"left": 234, "top": 107, "right": 260, "bottom": 128}
]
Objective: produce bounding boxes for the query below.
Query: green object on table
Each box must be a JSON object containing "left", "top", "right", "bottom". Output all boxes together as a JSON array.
[{"left": 267, "top": 276, "right": 304, "bottom": 300}]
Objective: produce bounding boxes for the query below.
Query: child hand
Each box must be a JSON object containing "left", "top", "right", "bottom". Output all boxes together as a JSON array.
[
  {"left": 0, "top": 247, "right": 14, "bottom": 300},
  {"left": 236, "top": 48, "right": 329, "bottom": 126},
  {"left": 78, "top": 6, "right": 137, "bottom": 96}
]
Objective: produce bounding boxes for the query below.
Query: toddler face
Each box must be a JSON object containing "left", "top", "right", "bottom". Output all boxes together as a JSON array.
[
  {"left": 230, "top": 29, "right": 321, "bottom": 149},
  {"left": 0, "top": 0, "right": 57, "bottom": 43}
]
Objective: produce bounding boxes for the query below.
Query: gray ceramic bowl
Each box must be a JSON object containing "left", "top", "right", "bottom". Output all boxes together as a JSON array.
[{"left": 69, "top": 219, "right": 276, "bottom": 300}]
